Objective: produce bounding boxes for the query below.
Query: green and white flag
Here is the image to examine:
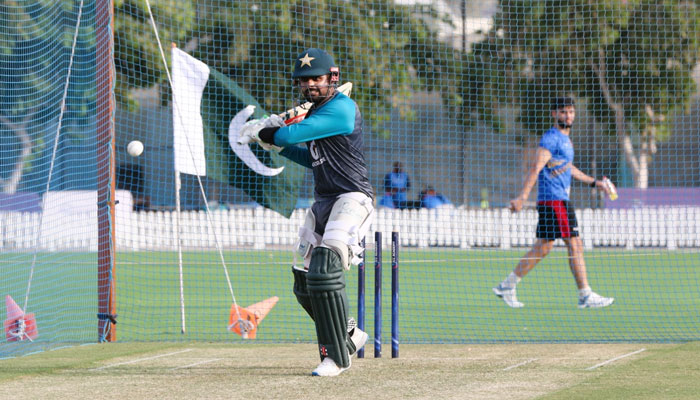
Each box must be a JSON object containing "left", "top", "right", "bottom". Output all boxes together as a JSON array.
[{"left": 171, "top": 47, "right": 304, "bottom": 218}]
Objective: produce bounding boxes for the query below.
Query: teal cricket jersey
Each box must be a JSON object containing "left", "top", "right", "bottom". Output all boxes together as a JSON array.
[{"left": 276, "top": 91, "right": 374, "bottom": 201}]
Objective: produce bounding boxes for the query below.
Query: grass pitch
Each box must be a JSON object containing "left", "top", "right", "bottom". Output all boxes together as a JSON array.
[
  {"left": 1, "top": 248, "right": 699, "bottom": 398},
  {"left": 1, "top": 342, "right": 699, "bottom": 399}
]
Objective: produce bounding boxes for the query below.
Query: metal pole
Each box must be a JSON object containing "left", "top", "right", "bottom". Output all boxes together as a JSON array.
[{"left": 96, "top": 0, "right": 116, "bottom": 342}]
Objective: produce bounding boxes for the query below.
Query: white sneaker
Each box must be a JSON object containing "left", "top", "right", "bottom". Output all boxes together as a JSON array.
[
  {"left": 492, "top": 284, "right": 524, "bottom": 308},
  {"left": 349, "top": 327, "right": 368, "bottom": 357},
  {"left": 578, "top": 291, "right": 614, "bottom": 308},
  {"left": 312, "top": 357, "right": 349, "bottom": 377}
]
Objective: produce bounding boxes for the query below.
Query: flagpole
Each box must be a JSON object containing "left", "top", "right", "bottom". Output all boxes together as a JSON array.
[
  {"left": 167, "top": 46, "right": 246, "bottom": 335},
  {"left": 175, "top": 170, "right": 186, "bottom": 334},
  {"left": 144, "top": 4, "right": 189, "bottom": 334},
  {"left": 149, "top": 13, "right": 244, "bottom": 335},
  {"left": 168, "top": 42, "right": 186, "bottom": 334}
]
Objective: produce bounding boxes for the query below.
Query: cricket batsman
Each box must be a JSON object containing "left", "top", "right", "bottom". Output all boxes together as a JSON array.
[{"left": 238, "top": 48, "right": 373, "bottom": 376}]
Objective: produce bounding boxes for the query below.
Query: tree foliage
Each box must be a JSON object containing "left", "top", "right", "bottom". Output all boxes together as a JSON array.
[
  {"left": 114, "top": 0, "right": 195, "bottom": 109},
  {"left": 2, "top": 0, "right": 454, "bottom": 192},
  {"left": 0, "top": 0, "right": 97, "bottom": 192},
  {"left": 113, "top": 0, "right": 454, "bottom": 133},
  {"left": 5, "top": 0, "right": 698, "bottom": 192},
  {"left": 466, "top": 0, "right": 700, "bottom": 187}
]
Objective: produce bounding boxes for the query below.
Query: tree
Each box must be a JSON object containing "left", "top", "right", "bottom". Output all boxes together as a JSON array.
[
  {"left": 0, "top": 0, "right": 461, "bottom": 192},
  {"left": 467, "top": 0, "right": 700, "bottom": 188},
  {"left": 154, "top": 0, "right": 455, "bottom": 133},
  {"left": 0, "top": 0, "right": 196, "bottom": 193},
  {"left": 113, "top": 0, "right": 195, "bottom": 109},
  {"left": 0, "top": 0, "right": 97, "bottom": 193}
]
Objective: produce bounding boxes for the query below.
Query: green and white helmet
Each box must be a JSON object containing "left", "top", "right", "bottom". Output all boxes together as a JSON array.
[{"left": 292, "top": 48, "right": 339, "bottom": 83}]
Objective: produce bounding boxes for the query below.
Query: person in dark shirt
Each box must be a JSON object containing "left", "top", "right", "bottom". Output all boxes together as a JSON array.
[{"left": 239, "top": 48, "right": 373, "bottom": 376}]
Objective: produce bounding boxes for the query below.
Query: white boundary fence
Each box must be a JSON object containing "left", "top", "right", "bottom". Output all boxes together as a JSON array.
[{"left": 1, "top": 205, "right": 699, "bottom": 251}]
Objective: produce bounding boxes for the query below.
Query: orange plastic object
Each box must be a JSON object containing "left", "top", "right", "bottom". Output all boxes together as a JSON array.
[
  {"left": 228, "top": 296, "right": 279, "bottom": 339},
  {"left": 4, "top": 295, "right": 38, "bottom": 341}
]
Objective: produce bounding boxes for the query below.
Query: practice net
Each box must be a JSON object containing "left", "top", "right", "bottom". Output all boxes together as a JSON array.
[{"left": 1, "top": 0, "right": 699, "bottom": 358}]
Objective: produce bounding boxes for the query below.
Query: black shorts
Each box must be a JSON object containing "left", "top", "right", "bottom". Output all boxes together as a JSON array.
[{"left": 536, "top": 200, "right": 579, "bottom": 239}]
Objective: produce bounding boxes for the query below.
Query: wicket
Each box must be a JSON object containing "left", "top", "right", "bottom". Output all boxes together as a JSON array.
[{"left": 357, "top": 231, "right": 399, "bottom": 358}]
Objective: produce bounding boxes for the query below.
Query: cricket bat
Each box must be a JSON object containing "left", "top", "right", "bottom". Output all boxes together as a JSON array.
[{"left": 279, "top": 82, "right": 353, "bottom": 125}]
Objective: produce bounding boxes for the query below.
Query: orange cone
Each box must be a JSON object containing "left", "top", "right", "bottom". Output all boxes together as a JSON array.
[
  {"left": 228, "top": 296, "right": 278, "bottom": 339},
  {"left": 4, "top": 295, "right": 38, "bottom": 341},
  {"left": 244, "top": 296, "right": 279, "bottom": 324},
  {"left": 5, "top": 295, "right": 22, "bottom": 321}
]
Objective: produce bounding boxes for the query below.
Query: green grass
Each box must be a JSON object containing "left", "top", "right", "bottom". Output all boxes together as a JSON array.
[
  {"left": 1, "top": 342, "right": 699, "bottom": 399},
  {"left": 2, "top": 249, "right": 699, "bottom": 398},
  {"left": 1, "top": 248, "right": 699, "bottom": 359},
  {"left": 540, "top": 342, "right": 700, "bottom": 399}
]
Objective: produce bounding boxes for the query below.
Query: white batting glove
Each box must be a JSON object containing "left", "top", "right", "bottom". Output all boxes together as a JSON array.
[
  {"left": 257, "top": 114, "right": 285, "bottom": 152},
  {"left": 264, "top": 114, "right": 286, "bottom": 128},
  {"left": 237, "top": 115, "right": 284, "bottom": 144},
  {"left": 237, "top": 118, "right": 265, "bottom": 145},
  {"left": 253, "top": 115, "right": 285, "bottom": 152},
  {"left": 235, "top": 108, "right": 285, "bottom": 152}
]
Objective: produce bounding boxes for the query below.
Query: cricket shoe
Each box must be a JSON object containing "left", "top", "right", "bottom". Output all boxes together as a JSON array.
[
  {"left": 312, "top": 357, "right": 350, "bottom": 377},
  {"left": 492, "top": 284, "right": 524, "bottom": 308},
  {"left": 578, "top": 292, "right": 614, "bottom": 309}
]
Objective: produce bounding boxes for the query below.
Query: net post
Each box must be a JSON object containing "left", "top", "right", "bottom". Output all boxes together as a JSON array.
[{"left": 96, "top": 0, "right": 116, "bottom": 342}]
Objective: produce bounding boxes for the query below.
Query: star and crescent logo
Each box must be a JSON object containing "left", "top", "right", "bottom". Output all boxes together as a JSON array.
[
  {"left": 299, "top": 53, "right": 315, "bottom": 68},
  {"left": 228, "top": 105, "right": 284, "bottom": 177}
]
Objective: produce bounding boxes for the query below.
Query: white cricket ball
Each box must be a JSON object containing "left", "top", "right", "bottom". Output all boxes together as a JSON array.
[{"left": 127, "top": 140, "right": 144, "bottom": 157}]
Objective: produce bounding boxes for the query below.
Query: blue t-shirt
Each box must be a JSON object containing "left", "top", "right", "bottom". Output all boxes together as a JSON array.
[
  {"left": 537, "top": 127, "right": 574, "bottom": 201},
  {"left": 384, "top": 171, "right": 411, "bottom": 204},
  {"left": 378, "top": 194, "right": 395, "bottom": 208},
  {"left": 422, "top": 194, "right": 449, "bottom": 209}
]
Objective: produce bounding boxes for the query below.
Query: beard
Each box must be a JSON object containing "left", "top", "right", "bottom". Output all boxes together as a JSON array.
[
  {"left": 301, "top": 87, "right": 323, "bottom": 102},
  {"left": 557, "top": 119, "right": 573, "bottom": 129},
  {"left": 301, "top": 84, "right": 334, "bottom": 103}
]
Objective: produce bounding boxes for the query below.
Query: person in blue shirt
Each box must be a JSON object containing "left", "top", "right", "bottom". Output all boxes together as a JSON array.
[
  {"left": 238, "top": 48, "right": 372, "bottom": 376},
  {"left": 384, "top": 161, "right": 411, "bottom": 209},
  {"left": 377, "top": 192, "right": 395, "bottom": 208},
  {"left": 493, "top": 97, "right": 615, "bottom": 309},
  {"left": 420, "top": 186, "right": 450, "bottom": 209}
]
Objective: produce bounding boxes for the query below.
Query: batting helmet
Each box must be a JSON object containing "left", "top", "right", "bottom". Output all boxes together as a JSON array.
[{"left": 292, "top": 48, "right": 339, "bottom": 82}]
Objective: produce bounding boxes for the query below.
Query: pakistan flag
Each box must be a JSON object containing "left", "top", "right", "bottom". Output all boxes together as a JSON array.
[{"left": 171, "top": 47, "right": 304, "bottom": 218}]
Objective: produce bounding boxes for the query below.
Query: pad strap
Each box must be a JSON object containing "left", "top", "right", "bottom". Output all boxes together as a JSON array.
[
  {"left": 299, "top": 225, "right": 322, "bottom": 247},
  {"left": 292, "top": 266, "right": 314, "bottom": 319}
]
